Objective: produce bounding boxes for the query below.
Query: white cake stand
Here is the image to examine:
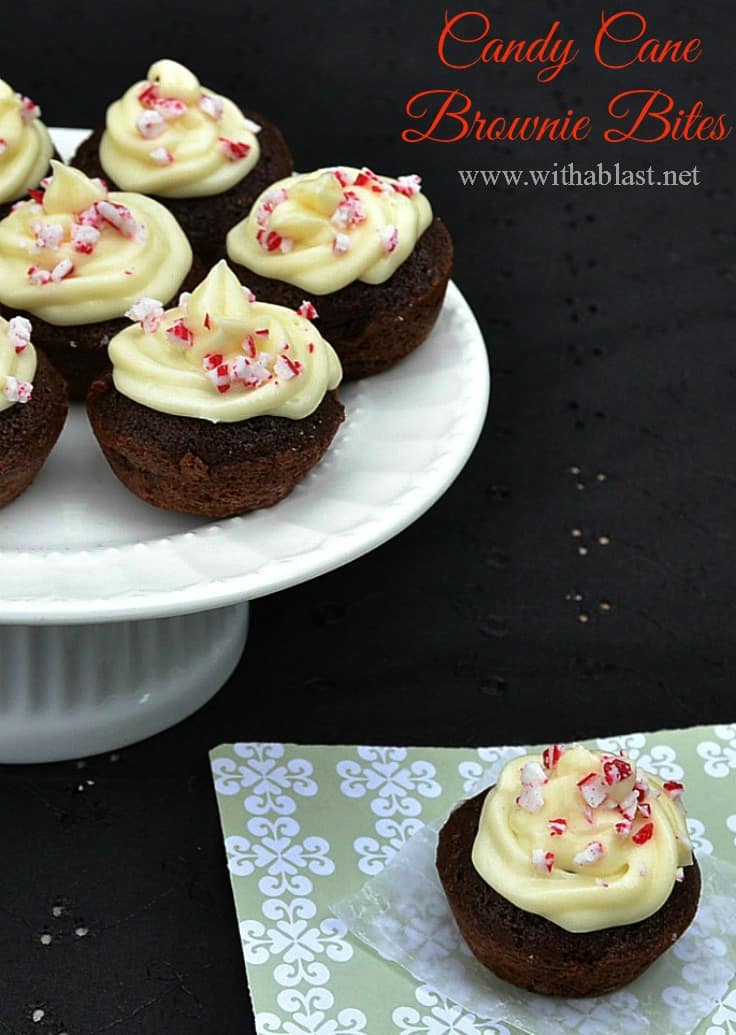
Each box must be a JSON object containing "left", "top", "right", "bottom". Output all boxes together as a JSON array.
[{"left": 0, "top": 130, "right": 490, "bottom": 763}]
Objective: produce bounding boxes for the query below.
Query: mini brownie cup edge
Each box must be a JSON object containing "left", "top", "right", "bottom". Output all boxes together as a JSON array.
[
  {"left": 436, "top": 790, "right": 701, "bottom": 999},
  {"left": 86, "top": 376, "right": 345, "bottom": 519},
  {"left": 0, "top": 350, "right": 68, "bottom": 508},
  {"left": 72, "top": 113, "right": 294, "bottom": 266},
  {"left": 0, "top": 254, "right": 208, "bottom": 402},
  {"left": 226, "top": 218, "right": 454, "bottom": 381}
]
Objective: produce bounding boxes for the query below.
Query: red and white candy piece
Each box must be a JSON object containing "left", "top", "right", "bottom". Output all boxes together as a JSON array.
[
  {"left": 71, "top": 224, "right": 101, "bottom": 254},
  {"left": 3, "top": 376, "right": 32, "bottom": 404},
  {"left": 274, "top": 353, "right": 302, "bottom": 380},
  {"left": 165, "top": 319, "right": 193, "bottom": 349},
  {"left": 542, "top": 744, "right": 565, "bottom": 772},
  {"left": 204, "top": 357, "right": 231, "bottom": 393},
  {"left": 615, "top": 818, "right": 634, "bottom": 837},
  {"left": 136, "top": 110, "right": 167, "bottom": 140},
  {"left": 355, "top": 167, "right": 392, "bottom": 195},
  {"left": 154, "top": 97, "right": 187, "bottom": 121},
  {"left": 8, "top": 316, "right": 32, "bottom": 353},
  {"left": 20, "top": 96, "right": 41, "bottom": 122},
  {"left": 394, "top": 173, "right": 422, "bottom": 196},
  {"left": 199, "top": 94, "right": 223, "bottom": 121},
  {"left": 150, "top": 147, "right": 174, "bottom": 166},
  {"left": 573, "top": 840, "right": 605, "bottom": 866},
  {"left": 138, "top": 83, "right": 160, "bottom": 108},
  {"left": 632, "top": 821, "right": 654, "bottom": 846},
  {"left": 577, "top": 771, "right": 608, "bottom": 809},
  {"left": 618, "top": 791, "right": 638, "bottom": 823},
  {"left": 331, "top": 191, "right": 367, "bottom": 230},
  {"left": 77, "top": 203, "right": 104, "bottom": 230},
  {"left": 516, "top": 761, "right": 548, "bottom": 814},
  {"left": 126, "top": 297, "right": 165, "bottom": 334},
  {"left": 297, "top": 301, "right": 318, "bottom": 321},
  {"left": 50, "top": 258, "right": 74, "bottom": 282},
  {"left": 178, "top": 291, "right": 192, "bottom": 311},
  {"left": 532, "top": 849, "right": 555, "bottom": 874},
  {"left": 548, "top": 817, "right": 567, "bottom": 837},
  {"left": 0, "top": 139, "right": 7, "bottom": 155},
  {"left": 256, "top": 229, "right": 292, "bottom": 254},
  {"left": 663, "top": 781, "right": 684, "bottom": 800},
  {"left": 220, "top": 138, "right": 251, "bottom": 161},
  {"left": 242, "top": 285, "right": 256, "bottom": 303},
  {"left": 97, "top": 201, "right": 142, "bottom": 240},
  {"left": 32, "top": 222, "right": 64, "bottom": 251},
  {"left": 381, "top": 224, "right": 399, "bottom": 254},
  {"left": 231, "top": 353, "right": 272, "bottom": 388},
  {"left": 27, "top": 265, "right": 51, "bottom": 286},
  {"left": 602, "top": 756, "right": 633, "bottom": 786},
  {"left": 332, "top": 233, "right": 351, "bottom": 256}
]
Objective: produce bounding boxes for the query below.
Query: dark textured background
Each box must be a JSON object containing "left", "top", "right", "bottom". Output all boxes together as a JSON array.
[{"left": 1, "top": 1, "right": 734, "bottom": 1031}]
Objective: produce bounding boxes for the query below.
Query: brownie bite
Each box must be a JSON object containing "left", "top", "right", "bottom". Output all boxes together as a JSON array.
[
  {"left": 71, "top": 59, "right": 293, "bottom": 265},
  {"left": 0, "top": 317, "right": 68, "bottom": 508},
  {"left": 436, "top": 745, "right": 701, "bottom": 998},
  {"left": 87, "top": 261, "right": 345, "bottom": 518},
  {"left": 0, "top": 162, "right": 195, "bottom": 400},
  {"left": 225, "top": 166, "right": 453, "bottom": 380}
]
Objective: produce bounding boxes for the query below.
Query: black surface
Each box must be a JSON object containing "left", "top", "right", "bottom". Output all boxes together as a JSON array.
[{"left": 1, "top": 1, "right": 734, "bottom": 1032}]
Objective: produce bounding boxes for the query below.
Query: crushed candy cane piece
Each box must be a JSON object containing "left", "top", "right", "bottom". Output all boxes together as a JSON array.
[
  {"left": 548, "top": 817, "right": 567, "bottom": 837},
  {"left": 331, "top": 191, "right": 367, "bottom": 230},
  {"left": 243, "top": 117, "right": 261, "bottom": 134},
  {"left": 516, "top": 784, "right": 544, "bottom": 814},
  {"left": 138, "top": 83, "right": 160, "bottom": 108},
  {"left": 602, "top": 756, "right": 633, "bottom": 786},
  {"left": 297, "top": 301, "right": 318, "bottom": 320},
  {"left": 521, "top": 762, "right": 548, "bottom": 787},
  {"left": 136, "top": 110, "right": 167, "bottom": 139},
  {"left": 150, "top": 147, "right": 174, "bottom": 166},
  {"left": 256, "top": 229, "right": 285, "bottom": 253},
  {"left": 205, "top": 361, "right": 231, "bottom": 393},
  {"left": 577, "top": 772, "right": 608, "bottom": 809},
  {"left": 8, "top": 316, "right": 32, "bottom": 353},
  {"left": 27, "top": 265, "right": 51, "bottom": 286},
  {"left": 232, "top": 353, "right": 272, "bottom": 388},
  {"left": 582, "top": 804, "right": 595, "bottom": 825},
  {"left": 199, "top": 94, "right": 223, "bottom": 120},
  {"left": 274, "top": 354, "right": 302, "bottom": 380},
  {"left": 0, "top": 138, "right": 7, "bottom": 155},
  {"left": 632, "top": 821, "right": 654, "bottom": 845},
  {"left": 97, "top": 201, "right": 141, "bottom": 239},
  {"left": 542, "top": 744, "right": 565, "bottom": 771},
  {"left": 220, "top": 138, "right": 251, "bottom": 161},
  {"left": 20, "top": 96, "right": 41, "bottom": 122},
  {"left": 573, "top": 840, "right": 605, "bottom": 866},
  {"left": 32, "top": 222, "right": 64, "bottom": 251},
  {"left": 333, "top": 232, "right": 351, "bottom": 255},
  {"left": 77, "top": 204, "right": 103, "bottom": 229},
  {"left": 638, "top": 801, "right": 652, "bottom": 819},
  {"left": 71, "top": 224, "right": 101, "bottom": 254},
  {"left": 615, "top": 818, "right": 633, "bottom": 837},
  {"left": 126, "top": 297, "right": 165, "bottom": 333},
  {"left": 532, "top": 849, "right": 555, "bottom": 874},
  {"left": 381, "top": 224, "right": 399, "bottom": 254},
  {"left": 154, "top": 97, "right": 187, "bottom": 121},
  {"left": 394, "top": 173, "right": 422, "bottom": 196},
  {"left": 178, "top": 291, "right": 191, "bottom": 310},
  {"left": 51, "top": 258, "right": 74, "bottom": 282},
  {"left": 633, "top": 777, "right": 650, "bottom": 801},
  {"left": 618, "top": 791, "right": 638, "bottom": 822},
  {"left": 3, "top": 376, "right": 32, "bottom": 403},
  {"left": 242, "top": 285, "right": 256, "bottom": 303},
  {"left": 332, "top": 168, "right": 351, "bottom": 188},
  {"left": 165, "top": 319, "right": 193, "bottom": 349},
  {"left": 663, "top": 781, "right": 684, "bottom": 800},
  {"left": 28, "top": 188, "right": 45, "bottom": 205}
]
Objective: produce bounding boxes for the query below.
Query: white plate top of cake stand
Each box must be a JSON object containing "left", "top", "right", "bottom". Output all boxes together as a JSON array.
[{"left": 0, "top": 129, "right": 490, "bottom": 626}]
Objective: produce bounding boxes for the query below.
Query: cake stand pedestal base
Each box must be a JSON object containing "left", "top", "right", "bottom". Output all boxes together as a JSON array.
[{"left": 0, "top": 603, "right": 249, "bottom": 763}]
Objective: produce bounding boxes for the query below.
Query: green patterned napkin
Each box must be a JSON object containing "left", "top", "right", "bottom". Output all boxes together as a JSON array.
[{"left": 210, "top": 725, "right": 736, "bottom": 1035}]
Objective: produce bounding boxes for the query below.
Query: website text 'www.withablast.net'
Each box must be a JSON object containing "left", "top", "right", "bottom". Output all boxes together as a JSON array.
[{"left": 458, "top": 164, "right": 701, "bottom": 188}]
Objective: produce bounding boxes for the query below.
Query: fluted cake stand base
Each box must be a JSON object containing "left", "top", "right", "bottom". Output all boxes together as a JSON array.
[{"left": 0, "top": 605, "right": 248, "bottom": 763}]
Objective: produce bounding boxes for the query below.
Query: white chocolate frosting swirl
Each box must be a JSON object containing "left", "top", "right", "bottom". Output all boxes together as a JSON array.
[
  {"left": 226, "top": 166, "right": 432, "bottom": 294},
  {"left": 0, "top": 79, "right": 53, "bottom": 205},
  {"left": 0, "top": 314, "right": 37, "bottom": 413},
  {"left": 109, "top": 260, "right": 342, "bottom": 422},
  {"left": 99, "top": 59, "right": 261, "bottom": 198},
  {"left": 471, "top": 745, "right": 693, "bottom": 933},
  {"left": 0, "top": 162, "right": 192, "bottom": 326}
]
